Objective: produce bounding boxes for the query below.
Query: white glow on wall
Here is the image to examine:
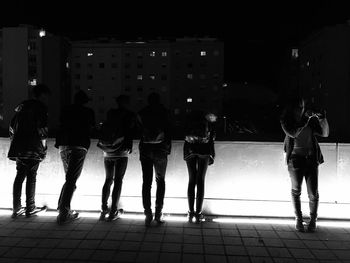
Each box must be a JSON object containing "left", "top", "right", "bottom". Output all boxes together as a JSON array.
[{"left": 39, "top": 29, "right": 46, "bottom": 38}]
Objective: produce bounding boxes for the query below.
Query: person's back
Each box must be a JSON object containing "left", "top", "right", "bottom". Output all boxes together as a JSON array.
[{"left": 55, "top": 104, "right": 95, "bottom": 149}]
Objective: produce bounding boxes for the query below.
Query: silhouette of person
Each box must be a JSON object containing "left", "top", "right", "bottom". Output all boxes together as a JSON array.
[
  {"left": 8, "top": 84, "right": 50, "bottom": 218},
  {"left": 55, "top": 90, "right": 95, "bottom": 224},
  {"left": 280, "top": 96, "right": 329, "bottom": 232},
  {"left": 97, "top": 95, "right": 136, "bottom": 221},
  {"left": 183, "top": 110, "right": 216, "bottom": 223},
  {"left": 137, "top": 92, "right": 171, "bottom": 226}
]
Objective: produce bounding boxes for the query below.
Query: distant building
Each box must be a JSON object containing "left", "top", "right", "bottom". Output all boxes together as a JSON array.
[
  {"left": 70, "top": 38, "right": 224, "bottom": 124},
  {"left": 298, "top": 22, "right": 350, "bottom": 141},
  {"left": 0, "top": 24, "right": 70, "bottom": 132}
]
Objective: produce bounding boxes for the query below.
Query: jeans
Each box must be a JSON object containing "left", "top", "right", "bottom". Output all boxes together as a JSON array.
[
  {"left": 186, "top": 155, "right": 210, "bottom": 213},
  {"left": 13, "top": 158, "right": 40, "bottom": 211},
  {"left": 140, "top": 149, "right": 168, "bottom": 215},
  {"left": 101, "top": 157, "right": 128, "bottom": 212},
  {"left": 288, "top": 155, "right": 319, "bottom": 219},
  {"left": 58, "top": 148, "right": 87, "bottom": 215}
]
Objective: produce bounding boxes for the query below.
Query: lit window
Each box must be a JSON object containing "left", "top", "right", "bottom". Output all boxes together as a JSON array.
[
  {"left": 292, "top": 49, "right": 299, "bottom": 58},
  {"left": 137, "top": 75, "right": 143, "bottom": 80},
  {"left": 28, "top": 79, "right": 37, "bottom": 86},
  {"left": 150, "top": 51, "right": 156, "bottom": 57},
  {"left": 66, "top": 62, "right": 69, "bottom": 69},
  {"left": 162, "top": 51, "right": 167, "bottom": 57},
  {"left": 87, "top": 86, "right": 92, "bottom": 91},
  {"left": 222, "top": 83, "right": 228, "bottom": 87},
  {"left": 187, "top": 74, "right": 193, "bottom": 79},
  {"left": 187, "top": 97, "right": 193, "bottom": 103},
  {"left": 306, "top": 61, "right": 310, "bottom": 67},
  {"left": 87, "top": 52, "right": 93, "bottom": 57},
  {"left": 39, "top": 29, "right": 46, "bottom": 38},
  {"left": 200, "top": 51, "right": 206, "bottom": 56},
  {"left": 149, "top": 74, "right": 156, "bottom": 80}
]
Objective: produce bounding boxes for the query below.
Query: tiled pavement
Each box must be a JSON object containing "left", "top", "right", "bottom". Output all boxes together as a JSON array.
[{"left": 1, "top": 213, "right": 350, "bottom": 262}]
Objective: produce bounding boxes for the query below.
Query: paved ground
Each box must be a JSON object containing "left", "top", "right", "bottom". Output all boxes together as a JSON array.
[{"left": 1, "top": 212, "right": 350, "bottom": 263}]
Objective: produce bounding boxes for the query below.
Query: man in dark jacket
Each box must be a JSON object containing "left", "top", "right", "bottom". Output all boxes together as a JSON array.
[
  {"left": 138, "top": 92, "right": 171, "bottom": 226},
  {"left": 55, "top": 90, "right": 95, "bottom": 224},
  {"left": 8, "top": 84, "right": 50, "bottom": 218}
]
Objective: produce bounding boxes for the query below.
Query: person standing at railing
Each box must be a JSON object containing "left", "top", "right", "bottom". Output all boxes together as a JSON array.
[
  {"left": 137, "top": 92, "right": 171, "bottom": 226},
  {"left": 8, "top": 84, "right": 51, "bottom": 218},
  {"left": 183, "top": 110, "right": 216, "bottom": 223},
  {"left": 55, "top": 90, "right": 95, "bottom": 224},
  {"left": 97, "top": 95, "right": 136, "bottom": 221},
  {"left": 280, "top": 96, "right": 329, "bottom": 232}
]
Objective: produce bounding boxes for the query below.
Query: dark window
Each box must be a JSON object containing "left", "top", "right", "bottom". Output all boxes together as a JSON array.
[
  {"left": 75, "top": 63, "right": 81, "bottom": 68},
  {"left": 137, "top": 86, "right": 143, "bottom": 92},
  {"left": 161, "top": 64, "right": 167, "bottom": 68},
  {"left": 111, "top": 63, "right": 118, "bottom": 68},
  {"left": 125, "top": 75, "right": 131, "bottom": 80},
  {"left": 75, "top": 74, "right": 80, "bottom": 80},
  {"left": 99, "top": 63, "right": 105, "bottom": 68},
  {"left": 187, "top": 63, "right": 193, "bottom": 68},
  {"left": 124, "top": 63, "right": 130, "bottom": 69},
  {"left": 87, "top": 63, "right": 93, "bottom": 68},
  {"left": 125, "top": 86, "right": 131, "bottom": 91},
  {"left": 161, "top": 75, "right": 167, "bottom": 81},
  {"left": 87, "top": 74, "right": 93, "bottom": 80},
  {"left": 125, "top": 52, "right": 131, "bottom": 57},
  {"left": 137, "top": 63, "right": 143, "bottom": 69},
  {"left": 75, "top": 85, "right": 80, "bottom": 90}
]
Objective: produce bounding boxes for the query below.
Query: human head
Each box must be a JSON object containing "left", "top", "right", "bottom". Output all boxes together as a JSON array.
[
  {"left": 115, "top": 94, "right": 130, "bottom": 108},
  {"left": 74, "top": 90, "right": 90, "bottom": 105},
  {"left": 32, "top": 84, "right": 50, "bottom": 104},
  {"left": 147, "top": 92, "right": 160, "bottom": 106},
  {"left": 285, "top": 96, "right": 306, "bottom": 121}
]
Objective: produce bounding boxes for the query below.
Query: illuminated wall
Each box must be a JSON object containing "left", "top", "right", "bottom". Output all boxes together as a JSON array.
[{"left": 1, "top": 138, "right": 349, "bottom": 219}]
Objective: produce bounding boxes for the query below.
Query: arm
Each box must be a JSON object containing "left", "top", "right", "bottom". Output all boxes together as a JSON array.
[{"left": 313, "top": 117, "right": 329, "bottom": 137}]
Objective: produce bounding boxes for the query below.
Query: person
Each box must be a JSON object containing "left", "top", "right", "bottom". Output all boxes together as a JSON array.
[
  {"left": 138, "top": 92, "right": 171, "bottom": 226},
  {"left": 97, "top": 95, "right": 136, "bottom": 221},
  {"left": 55, "top": 90, "right": 95, "bottom": 224},
  {"left": 8, "top": 84, "right": 50, "bottom": 218},
  {"left": 280, "top": 96, "right": 329, "bottom": 232},
  {"left": 183, "top": 110, "right": 216, "bottom": 223}
]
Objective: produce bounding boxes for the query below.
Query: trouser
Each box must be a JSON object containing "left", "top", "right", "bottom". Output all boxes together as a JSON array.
[
  {"left": 13, "top": 158, "right": 40, "bottom": 211},
  {"left": 57, "top": 148, "right": 87, "bottom": 215},
  {"left": 140, "top": 150, "right": 168, "bottom": 215},
  {"left": 186, "top": 155, "right": 210, "bottom": 213},
  {"left": 101, "top": 157, "right": 128, "bottom": 212},
  {"left": 288, "top": 155, "right": 319, "bottom": 219}
]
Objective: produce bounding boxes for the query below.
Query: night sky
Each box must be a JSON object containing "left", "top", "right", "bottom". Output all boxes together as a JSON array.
[{"left": 4, "top": 1, "right": 350, "bottom": 91}]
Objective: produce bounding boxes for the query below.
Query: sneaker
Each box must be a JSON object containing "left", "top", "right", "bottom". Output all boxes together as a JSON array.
[
  {"left": 99, "top": 209, "right": 109, "bottom": 221},
  {"left": 187, "top": 211, "right": 195, "bottom": 223},
  {"left": 307, "top": 218, "right": 317, "bottom": 232},
  {"left": 154, "top": 212, "right": 165, "bottom": 224},
  {"left": 145, "top": 212, "right": 153, "bottom": 227},
  {"left": 295, "top": 218, "right": 305, "bottom": 232},
  {"left": 11, "top": 207, "right": 26, "bottom": 218},
  {"left": 108, "top": 209, "right": 124, "bottom": 221},
  {"left": 25, "top": 206, "right": 48, "bottom": 218},
  {"left": 57, "top": 210, "right": 80, "bottom": 225},
  {"left": 195, "top": 212, "right": 205, "bottom": 224}
]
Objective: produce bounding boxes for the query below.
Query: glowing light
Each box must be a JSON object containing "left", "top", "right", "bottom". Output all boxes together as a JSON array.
[
  {"left": 200, "top": 51, "right": 206, "bottom": 56},
  {"left": 187, "top": 97, "right": 192, "bottom": 103},
  {"left": 87, "top": 53, "right": 93, "bottom": 57},
  {"left": 28, "top": 79, "right": 37, "bottom": 86},
  {"left": 39, "top": 29, "right": 46, "bottom": 38},
  {"left": 222, "top": 83, "right": 228, "bottom": 87}
]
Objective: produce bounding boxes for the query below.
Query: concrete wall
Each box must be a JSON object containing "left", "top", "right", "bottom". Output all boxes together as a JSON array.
[{"left": 1, "top": 138, "right": 349, "bottom": 218}]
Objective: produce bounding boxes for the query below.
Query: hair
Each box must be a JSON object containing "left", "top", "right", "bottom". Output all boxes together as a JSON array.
[
  {"left": 281, "top": 96, "right": 305, "bottom": 120},
  {"left": 115, "top": 94, "right": 130, "bottom": 106},
  {"left": 74, "top": 90, "right": 90, "bottom": 105},
  {"left": 32, "top": 84, "right": 50, "bottom": 98},
  {"left": 147, "top": 92, "right": 160, "bottom": 105}
]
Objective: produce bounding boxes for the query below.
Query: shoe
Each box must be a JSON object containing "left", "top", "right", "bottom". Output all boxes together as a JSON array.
[
  {"left": 57, "top": 210, "right": 80, "bottom": 225},
  {"left": 295, "top": 218, "right": 305, "bottom": 232},
  {"left": 307, "top": 218, "right": 317, "bottom": 232},
  {"left": 11, "top": 207, "right": 26, "bottom": 218},
  {"left": 99, "top": 209, "right": 109, "bottom": 221},
  {"left": 145, "top": 212, "right": 153, "bottom": 227},
  {"left": 108, "top": 209, "right": 124, "bottom": 221},
  {"left": 187, "top": 211, "right": 195, "bottom": 223},
  {"left": 154, "top": 212, "right": 165, "bottom": 224},
  {"left": 195, "top": 212, "right": 205, "bottom": 224},
  {"left": 25, "top": 206, "right": 48, "bottom": 218}
]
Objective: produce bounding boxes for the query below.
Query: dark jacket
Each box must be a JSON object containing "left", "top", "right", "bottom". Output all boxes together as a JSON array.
[
  {"left": 281, "top": 113, "right": 329, "bottom": 165},
  {"left": 183, "top": 110, "right": 216, "bottom": 165},
  {"left": 98, "top": 107, "right": 136, "bottom": 158},
  {"left": 8, "top": 99, "right": 48, "bottom": 161},
  {"left": 55, "top": 104, "right": 95, "bottom": 149},
  {"left": 138, "top": 104, "right": 171, "bottom": 155}
]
